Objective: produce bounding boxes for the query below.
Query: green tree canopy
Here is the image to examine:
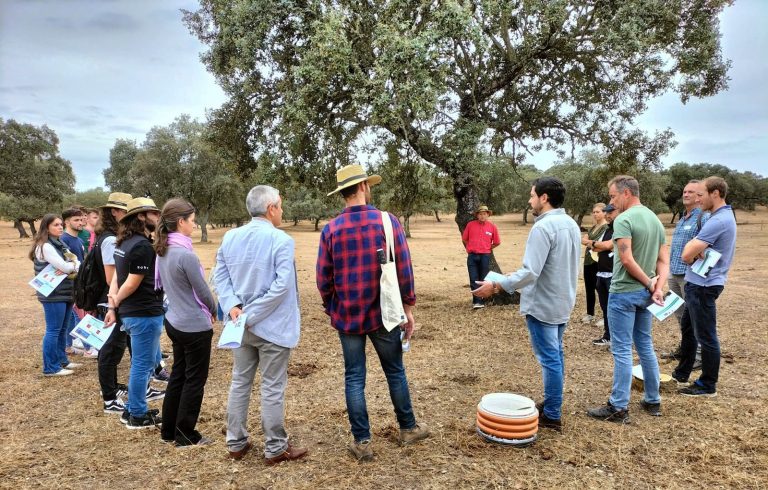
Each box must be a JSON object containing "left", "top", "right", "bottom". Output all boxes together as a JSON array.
[
  {"left": 0, "top": 118, "right": 75, "bottom": 237},
  {"left": 184, "top": 0, "right": 731, "bottom": 234}
]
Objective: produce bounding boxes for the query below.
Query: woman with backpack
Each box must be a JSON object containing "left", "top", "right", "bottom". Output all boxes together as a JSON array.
[
  {"left": 30, "top": 213, "right": 82, "bottom": 376},
  {"left": 154, "top": 198, "right": 216, "bottom": 447}
]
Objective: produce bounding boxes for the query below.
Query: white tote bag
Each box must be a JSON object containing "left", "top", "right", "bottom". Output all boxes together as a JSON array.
[{"left": 380, "top": 211, "right": 407, "bottom": 331}]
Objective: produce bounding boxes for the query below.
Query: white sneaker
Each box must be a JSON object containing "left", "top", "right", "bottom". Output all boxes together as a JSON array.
[
  {"left": 65, "top": 362, "right": 83, "bottom": 369},
  {"left": 594, "top": 319, "right": 605, "bottom": 328},
  {"left": 83, "top": 348, "right": 99, "bottom": 359},
  {"left": 72, "top": 338, "right": 85, "bottom": 349},
  {"left": 472, "top": 304, "right": 485, "bottom": 309},
  {"left": 45, "top": 368, "right": 74, "bottom": 377},
  {"left": 581, "top": 314, "right": 594, "bottom": 324}
]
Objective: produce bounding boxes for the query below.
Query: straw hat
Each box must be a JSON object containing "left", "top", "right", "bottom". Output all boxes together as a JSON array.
[
  {"left": 475, "top": 205, "right": 492, "bottom": 216},
  {"left": 120, "top": 197, "right": 160, "bottom": 221},
  {"left": 99, "top": 192, "right": 133, "bottom": 211},
  {"left": 327, "top": 164, "right": 382, "bottom": 196}
]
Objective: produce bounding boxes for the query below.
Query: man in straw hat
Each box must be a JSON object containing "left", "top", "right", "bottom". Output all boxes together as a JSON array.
[
  {"left": 461, "top": 205, "right": 501, "bottom": 309},
  {"left": 214, "top": 185, "right": 308, "bottom": 464},
  {"left": 474, "top": 177, "right": 580, "bottom": 433},
  {"left": 317, "top": 164, "right": 429, "bottom": 461},
  {"left": 94, "top": 192, "right": 134, "bottom": 415},
  {"left": 104, "top": 197, "right": 166, "bottom": 429}
]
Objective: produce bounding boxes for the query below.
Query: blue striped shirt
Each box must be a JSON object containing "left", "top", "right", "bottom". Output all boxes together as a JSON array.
[{"left": 670, "top": 208, "right": 708, "bottom": 275}]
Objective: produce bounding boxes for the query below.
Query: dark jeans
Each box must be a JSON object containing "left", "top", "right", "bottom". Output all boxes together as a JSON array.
[
  {"left": 161, "top": 320, "right": 213, "bottom": 445},
  {"left": 97, "top": 307, "right": 128, "bottom": 401},
  {"left": 595, "top": 276, "right": 611, "bottom": 340},
  {"left": 583, "top": 263, "right": 598, "bottom": 316},
  {"left": 338, "top": 327, "right": 416, "bottom": 442},
  {"left": 467, "top": 253, "right": 490, "bottom": 305},
  {"left": 674, "top": 283, "right": 723, "bottom": 391}
]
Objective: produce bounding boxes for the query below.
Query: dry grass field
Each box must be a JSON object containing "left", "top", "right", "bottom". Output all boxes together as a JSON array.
[{"left": 0, "top": 208, "right": 766, "bottom": 489}]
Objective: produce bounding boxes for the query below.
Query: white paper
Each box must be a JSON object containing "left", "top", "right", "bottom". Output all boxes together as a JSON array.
[
  {"left": 69, "top": 314, "right": 112, "bottom": 350},
  {"left": 484, "top": 271, "right": 507, "bottom": 283},
  {"left": 29, "top": 263, "right": 67, "bottom": 297},
  {"left": 217, "top": 313, "right": 247, "bottom": 349},
  {"left": 690, "top": 249, "right": 722, "bottom": 278},
  {"left": 646, "top": 291, "right": 685, "bottom": 322}
]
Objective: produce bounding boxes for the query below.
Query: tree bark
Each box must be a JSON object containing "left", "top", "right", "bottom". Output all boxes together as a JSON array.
[
  {"left": 14, "top": 219, "right": 29, "bottom": 238},
  {"left": 404, "top": 214, "right": 411, "bottom": 238},
  {"left": 434, "top": 209, "right": 441, "bottom": 222},
  {"left": 24, "top": 219, "right": 37, "bottom": 235},
  {"left": 198, "top": 210, "right": 209, "bottom": 243},
  {"left": 523, "top": 207, "right": 529, "bottom": 224},
  {"left": 314, "top": 217, "right": 321, "bottom": 231}
]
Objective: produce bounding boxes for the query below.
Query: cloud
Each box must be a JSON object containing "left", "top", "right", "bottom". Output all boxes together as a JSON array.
[{"left": 84, "top": 12, "right": 139, "bottom": 31}]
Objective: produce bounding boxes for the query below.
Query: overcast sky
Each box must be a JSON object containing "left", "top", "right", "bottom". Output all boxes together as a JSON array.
[{"left": 1, "top": 1, "right": 765, "bottom": 191}]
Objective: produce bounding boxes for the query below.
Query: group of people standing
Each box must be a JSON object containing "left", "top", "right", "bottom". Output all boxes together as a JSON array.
[
  {"left": 30, "top": 167, "right": 736, "bottom": 462},
  {"left": 29, "top": 163, "right": 430, "bottom": 463},
  {"left": 472, "top": 174, "right": 736, "bottom": 429}
]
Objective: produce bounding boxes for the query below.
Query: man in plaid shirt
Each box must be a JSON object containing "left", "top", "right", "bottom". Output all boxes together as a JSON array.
[{"left": 317, "top": 164, "right": 429, "bottom": 461}]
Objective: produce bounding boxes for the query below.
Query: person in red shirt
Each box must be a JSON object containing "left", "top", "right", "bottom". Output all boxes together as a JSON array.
[{"left": 461, "top": 205, "right": 501, "bottom": 308}]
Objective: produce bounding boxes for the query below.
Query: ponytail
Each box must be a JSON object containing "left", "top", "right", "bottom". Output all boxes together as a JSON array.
[{"left": 153, "top": 198, "right": 195, "bottom": 257}]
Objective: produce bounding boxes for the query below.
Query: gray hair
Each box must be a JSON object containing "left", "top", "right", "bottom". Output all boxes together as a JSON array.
[
  {"left": 608, "top": 175, "right": 640, "bottom": 197},
  {"left": 246, "top": 185, "right": 280, "bottom": 217}
]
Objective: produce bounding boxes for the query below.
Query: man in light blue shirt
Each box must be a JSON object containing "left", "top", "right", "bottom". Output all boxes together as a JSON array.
[
  {"left": 214, "top": 185, "right": 308, "bottom": 465},
  {"left": 474, "top": 177, "right": 581, "bottom": 432},
  {"left": 674, "top": 176, "right": 737, "bottom": 397}
]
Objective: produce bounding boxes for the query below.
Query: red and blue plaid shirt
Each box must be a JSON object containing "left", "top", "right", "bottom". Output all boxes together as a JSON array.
[{"left": 316, "top": 205, "right": 416, "bottom": 334}]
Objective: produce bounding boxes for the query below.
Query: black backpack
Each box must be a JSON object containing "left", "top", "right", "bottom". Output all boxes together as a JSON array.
[{"left": 73, "top": 232, "right": 112, "bottom": 311}]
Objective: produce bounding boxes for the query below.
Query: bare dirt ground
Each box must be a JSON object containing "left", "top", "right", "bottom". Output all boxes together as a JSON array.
[{"left": 0, "top": 208, "right": 766, "bottom": 489}]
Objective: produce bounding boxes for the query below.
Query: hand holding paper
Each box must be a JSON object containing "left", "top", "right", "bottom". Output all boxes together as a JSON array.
[{"left": 217, "top": 313, "right": 248, "bottom": 349}]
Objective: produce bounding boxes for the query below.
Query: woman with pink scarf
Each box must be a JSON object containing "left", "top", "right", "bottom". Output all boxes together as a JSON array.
[{"left": 154, "top": 198, "right": 217, "bottom": 447}]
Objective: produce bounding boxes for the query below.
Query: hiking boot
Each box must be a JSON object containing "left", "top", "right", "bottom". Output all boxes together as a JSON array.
[
  {"left": 227, "top": 441, "right": 253, "bottom": 461},
  {"left": 348, "top": 439, "right": 374, "bottom": 461},
  {"left": 146, "top": 386, "right": 165, "bottom": 402},
  {"left": 671, "top": 372, "right": 689, "bottom": 384},
  {"left": 399, "top": 423, "right": 430, "bottom": 446},
  {"left": 587, "top": 402, "right": 629, "bottom": 424},
  {"left": 679, "top": 383, "right": 717, "bottom": 398},
  {"left": 126, "top": 411, "right": 162, "bottom": 429},
  {"left": 265, "top": 444, "right": 309, "bottom": 465},
  {"left": 639, "top": 400, "right": 662, "bottom": 417},
  {"left": 592, "top": 337, "right": 610, "bottom": 346},
  {"left": 538, "top": 413, "right": 562, "bottom": 432},
  {"left": 103, "top": 398, "right": 126, "bottom": 414},
  {"left": 660, "top": 348, "right": 681, "bottom": 361}
]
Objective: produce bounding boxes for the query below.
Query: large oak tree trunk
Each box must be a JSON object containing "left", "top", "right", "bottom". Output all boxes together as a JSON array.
[
  {"left": 14, "top": 219, "right": 29, "bottom": 238},
  {"left": 24, "top": 219, "right": 37, "bottom": 235},
  {"left": 453, "top": 173, "right": 519, "bottom": 306}
]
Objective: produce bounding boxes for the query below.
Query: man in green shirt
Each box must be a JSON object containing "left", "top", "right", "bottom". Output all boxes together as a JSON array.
[{"left": 588, "top": 175, "right": 669, "bottom": 423}]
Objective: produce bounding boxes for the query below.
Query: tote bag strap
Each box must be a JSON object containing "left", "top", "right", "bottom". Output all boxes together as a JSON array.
[{"left": 381, "top": 211, "right": 396, "bottom": 264}]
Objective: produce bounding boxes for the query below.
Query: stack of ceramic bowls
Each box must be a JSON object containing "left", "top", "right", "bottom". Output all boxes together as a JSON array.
[{"left": 476, "top": 393, "right": 538, "bottom": 446}]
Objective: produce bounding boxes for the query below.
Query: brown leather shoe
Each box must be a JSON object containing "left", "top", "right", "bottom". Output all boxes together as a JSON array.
[
  {"left": 227, "top": 441, "right": 253, "bottom": 461},
  {"left": 264, "top": 444, "right": 308, "bottom": 466}
]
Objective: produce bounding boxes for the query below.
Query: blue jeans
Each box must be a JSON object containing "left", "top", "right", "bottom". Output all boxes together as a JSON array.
[
  {"left": 338, "top": 327, "right": 416, "bottom": 442},
  {"left": 41, "top": 302, "right": 73, "bottom": 374},
  {"left": 467, "top": 253, "right": 490, "bottom": 305},
  {"left": 122, "top": 315, "right": 163, "bottom": 416},
  {"left": 676, "top": 283, "right": 723, "bottom": 392},
  {"left": 607, "top": 289, "right": 660, "bottom": 409},
  {"left": 526, "top": 315, "right": 566, "bottom": 420}
]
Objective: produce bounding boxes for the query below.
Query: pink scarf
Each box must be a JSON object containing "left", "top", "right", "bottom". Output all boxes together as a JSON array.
[{"left": 155, "top": 232, "right": 212, "bottom": 319}]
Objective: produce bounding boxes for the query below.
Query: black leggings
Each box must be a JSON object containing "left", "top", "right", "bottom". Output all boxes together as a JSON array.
[{"left": 583, "top": 262, "right": 599, "bottom": 316}]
